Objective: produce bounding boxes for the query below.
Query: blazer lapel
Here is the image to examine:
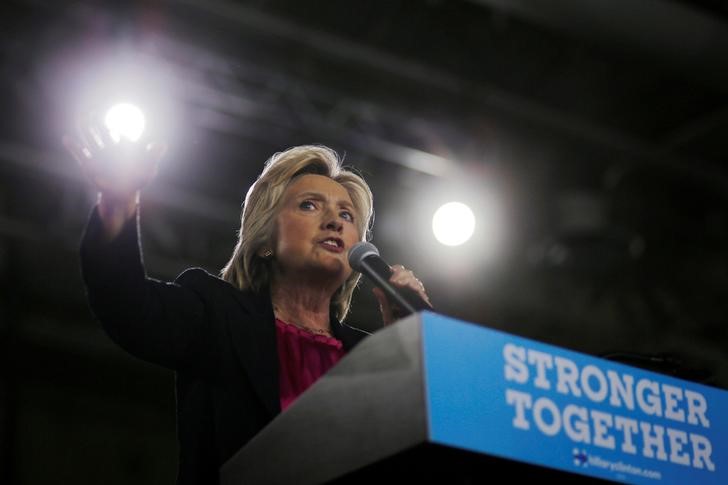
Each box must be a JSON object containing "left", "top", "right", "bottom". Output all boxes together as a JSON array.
[
  {"left": 331, "top": 316, "right": 371, "bottom": 351},
  {"left": 226, "top": 287, "right": 281, "bottom": 418},
  {"left": 225, "top": 287, "right": 371, "bottom": 419}
]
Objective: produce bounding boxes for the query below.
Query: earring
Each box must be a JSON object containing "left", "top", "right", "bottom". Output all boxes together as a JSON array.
[{"left": 262, "top": 248, "right": 273, "bottom": 258}]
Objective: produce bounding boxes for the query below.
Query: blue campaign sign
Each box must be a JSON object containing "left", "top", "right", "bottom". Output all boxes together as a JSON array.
[{"left": 421, "top": 312, "right": 727, "bottom": 484}]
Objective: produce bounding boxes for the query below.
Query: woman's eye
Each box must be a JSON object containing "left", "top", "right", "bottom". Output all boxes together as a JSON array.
[
  {"left": 300, "top": 200, "right": 316, "bottom": 210},
  {"left": 341, "top": 211, "right": 354, "bottom": 222}
]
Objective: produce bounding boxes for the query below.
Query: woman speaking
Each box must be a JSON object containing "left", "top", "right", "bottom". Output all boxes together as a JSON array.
[{"left": 64, "top": 124, "right": 431, "bottom": 484}]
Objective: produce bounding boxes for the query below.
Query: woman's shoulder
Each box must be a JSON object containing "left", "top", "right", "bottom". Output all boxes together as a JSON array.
[
  {"left": 174, "top": 268, "right": 275, "bottom": 330},
  {"left": 174, "top": 267, "right": 243, "bottom": 293},
  {"left": 174, "top": 267, "right": 223, "bottom": 286},
  {"left": 174, "top": 267, "right": 263, "bottom": 306}
]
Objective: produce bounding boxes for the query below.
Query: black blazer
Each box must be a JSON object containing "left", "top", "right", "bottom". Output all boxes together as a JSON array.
[{"left": 80, "top": 207, "right": 370, "bottom": 485}]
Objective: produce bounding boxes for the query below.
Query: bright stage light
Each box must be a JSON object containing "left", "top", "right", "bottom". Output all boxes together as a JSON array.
[
  {"left": 104, "top": 103, "right": 146, "bottom": 142},
  {"left": 432, "top": 201, "right": 476, "bottom": 246}
]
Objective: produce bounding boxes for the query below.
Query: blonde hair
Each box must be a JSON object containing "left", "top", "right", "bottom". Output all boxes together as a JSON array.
[{"left": 221, "top": 145, "right": 373, "bottom": 321}]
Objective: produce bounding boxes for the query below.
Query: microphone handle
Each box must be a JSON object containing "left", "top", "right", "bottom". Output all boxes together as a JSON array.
[{"left": 359, "top": 256, "right": 430, "bottom": 317}]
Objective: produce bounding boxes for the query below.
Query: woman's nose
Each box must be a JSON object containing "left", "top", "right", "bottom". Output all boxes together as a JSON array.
[
  {"left": 322, "top": 210, "right": 343, "bottom": 232},
  {"left": 324, "top": 219, "right": 343, "bottom": 232}
]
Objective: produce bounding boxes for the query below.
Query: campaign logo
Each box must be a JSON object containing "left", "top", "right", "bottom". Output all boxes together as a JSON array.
[{"left": 573, "top": 448, "right": 588, "bottom": 467}]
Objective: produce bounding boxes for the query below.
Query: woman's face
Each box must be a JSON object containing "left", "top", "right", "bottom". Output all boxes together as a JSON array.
[{"left": 272, "top": 174, "right": 360, "bottom": 287}]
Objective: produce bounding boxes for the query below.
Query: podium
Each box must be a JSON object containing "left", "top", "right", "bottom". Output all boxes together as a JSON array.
[{"left": 221, "top": 312, "right": 727, "bottom": 485}]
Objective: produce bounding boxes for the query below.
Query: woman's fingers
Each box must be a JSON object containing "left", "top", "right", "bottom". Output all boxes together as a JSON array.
[
  {"left": 62, "top": 135, "right": 88, "bottom": 166},
  {"left": 64, "top": 133, "right": 112, "bottom": 191},
  {"left": 389, "top": 265, "right": 432, "bottom": 307},
  {"left": 145, "top": 141, "right": 167, "bottom": 164},
  {"left": 76, "top": 115, "right": 101, "bottom": 157},
  {"left": 374, "top": 265, "right": 433, "bottom": 326},
  {"left": 93, "top": 115, "right": 115, "bottom": 149}
]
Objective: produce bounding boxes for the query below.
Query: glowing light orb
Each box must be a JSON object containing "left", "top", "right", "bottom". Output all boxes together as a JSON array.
[
  {"left": 104, "top": 103, "right": 146, "bottom": 142},
  {"left": 432, "top": 201, "right": 476, "bottom": 246}
]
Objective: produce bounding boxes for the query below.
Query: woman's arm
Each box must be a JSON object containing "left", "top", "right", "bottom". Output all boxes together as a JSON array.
[
  {"left": 68, "top": 117, "right": 210, "bottom": 371},
  {"left": 80, "top": 202, "right": 210, "bottom": 371}
]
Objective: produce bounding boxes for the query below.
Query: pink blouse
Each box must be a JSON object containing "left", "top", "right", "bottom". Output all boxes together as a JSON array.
[{"left": 275, "top": 318, "right": 346, "bottom": 411}]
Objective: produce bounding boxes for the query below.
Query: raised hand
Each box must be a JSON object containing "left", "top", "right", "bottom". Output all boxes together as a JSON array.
[
  {"left": 63, "top": 114, "right": 166, "bottom": 240},
  {"left": 64, "top": 114, "right": 165, "bottom": 199}
]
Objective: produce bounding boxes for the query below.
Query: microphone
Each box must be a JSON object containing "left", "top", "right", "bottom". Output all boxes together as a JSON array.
[{"left": 348, "top": 242, "right": 431, "bottom": 317}]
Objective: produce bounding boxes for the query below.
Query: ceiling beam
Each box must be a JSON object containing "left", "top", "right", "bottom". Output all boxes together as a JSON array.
[
  {"left": 172, "top": 0, "right": 728, "bottom": 192},
  {"left": 471, "top": 0, "right": 728, "bottom": 94}
]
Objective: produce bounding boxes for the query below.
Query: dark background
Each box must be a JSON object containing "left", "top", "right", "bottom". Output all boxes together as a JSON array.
[{"left": 2, "top": 1, "right": 727, "bottom": 483}]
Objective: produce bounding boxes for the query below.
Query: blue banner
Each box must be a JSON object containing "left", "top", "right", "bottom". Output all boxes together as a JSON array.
[{"left": 422, "top": 312, "right": 727, "bottom": 484}]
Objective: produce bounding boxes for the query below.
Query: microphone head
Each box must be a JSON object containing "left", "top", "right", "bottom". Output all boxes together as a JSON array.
[{"left": 348, "top": 241, "right": 379, "bottom": 272}]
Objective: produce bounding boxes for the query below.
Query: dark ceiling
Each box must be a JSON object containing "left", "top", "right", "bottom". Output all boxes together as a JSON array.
[{"left": 2, "top": 0, "right": 728, "bottom": 483}]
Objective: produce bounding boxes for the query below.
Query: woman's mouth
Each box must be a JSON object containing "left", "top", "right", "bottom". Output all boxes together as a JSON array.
[{"left": 318, "top": 238, "right": 344, "bottom": 253}]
